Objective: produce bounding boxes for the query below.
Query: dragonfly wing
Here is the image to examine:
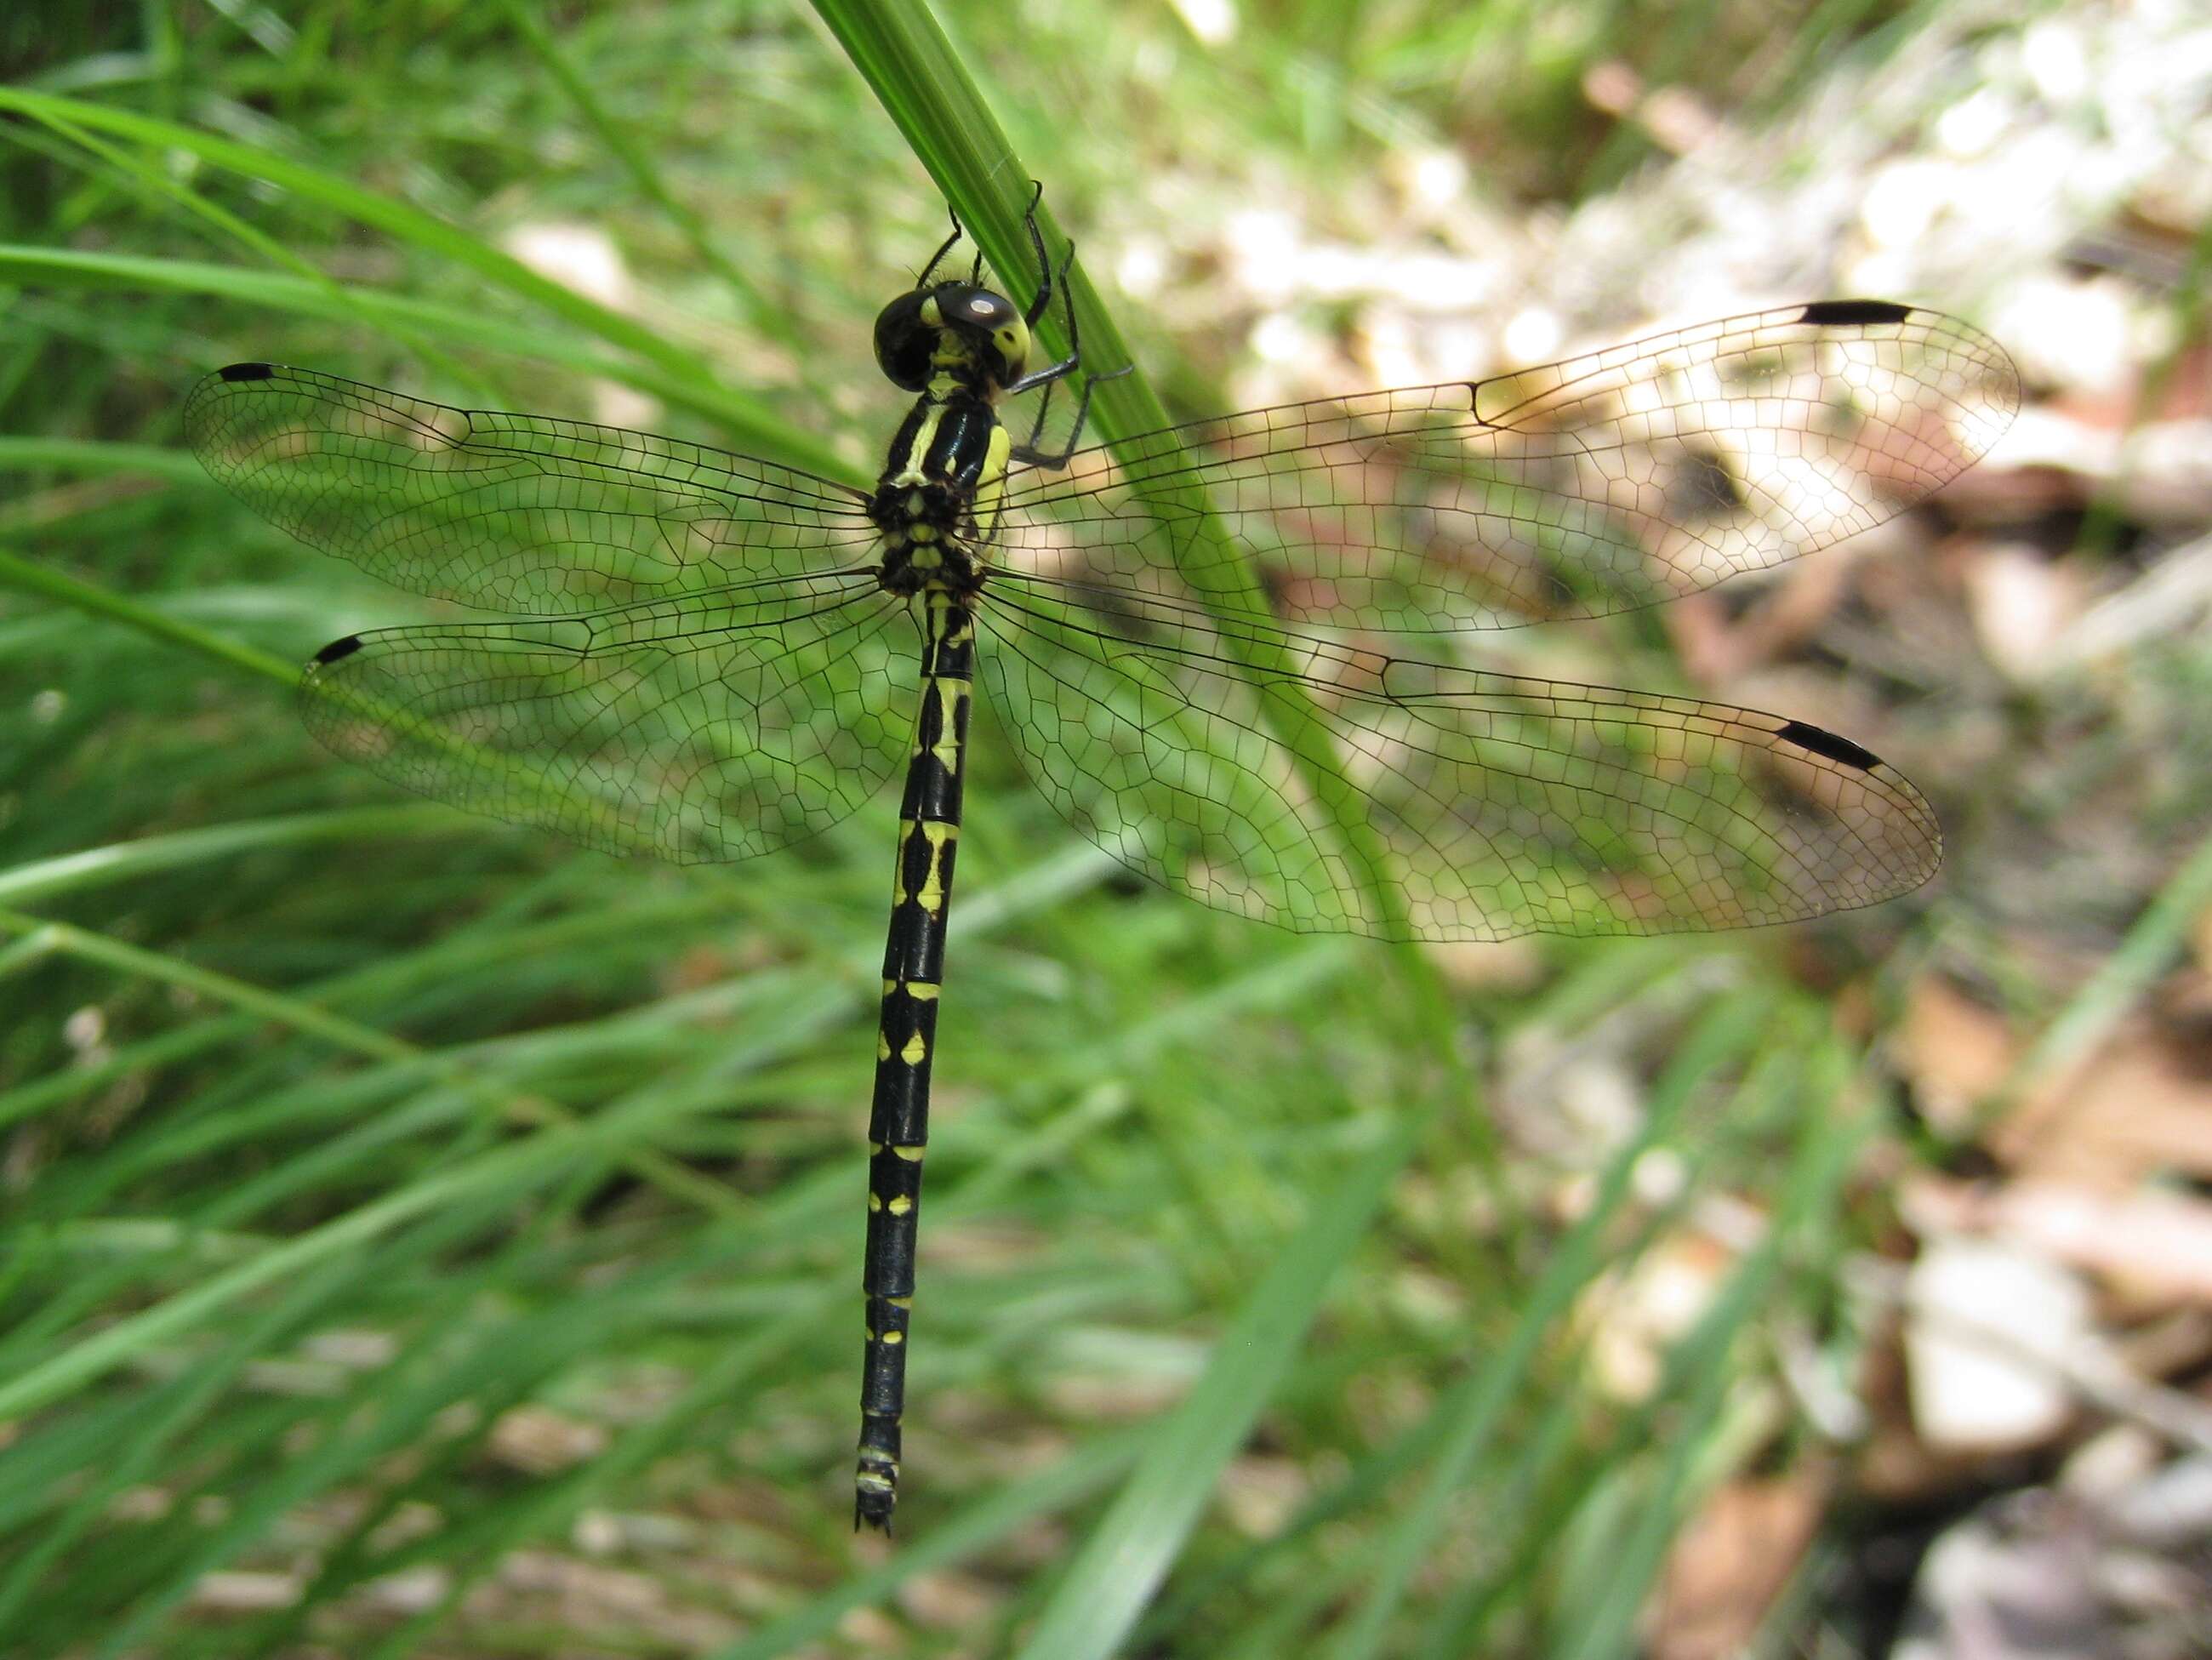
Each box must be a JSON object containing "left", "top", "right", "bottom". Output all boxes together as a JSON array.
[
  {"left": 302, "top": 578, "right": 909, "bottom": 863},
  {"left": 977, "top": 587, "right": 1938, "bottom": 941},
  {"left": 995, "top": 303, "right": 2017, "bottom": 632},
  {"left": 185, "top": 363, "right": 878, "bottom": 612}
]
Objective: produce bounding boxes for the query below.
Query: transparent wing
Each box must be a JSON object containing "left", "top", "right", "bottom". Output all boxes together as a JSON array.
[
  {"left": 995, "top": 302, "right": 2018, "bottom": 632},
  {"left": 976, "top": 583, "right": 1940, "bottom": 941},
  {"left": 302, "top": 575, "right": 910, "bottom": 863},
  {"left": 185, "top": 362, "right": 878, "bottom": 613}
]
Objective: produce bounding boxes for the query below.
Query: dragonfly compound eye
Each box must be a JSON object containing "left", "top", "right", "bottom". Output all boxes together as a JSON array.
[{"left": 872, "top": 290, "right": 938, "bottom": 391}]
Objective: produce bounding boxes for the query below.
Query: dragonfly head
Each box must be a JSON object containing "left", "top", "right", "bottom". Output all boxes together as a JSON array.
[{"left": 875, "top": 282, "right": 1031, "bottom": 395}]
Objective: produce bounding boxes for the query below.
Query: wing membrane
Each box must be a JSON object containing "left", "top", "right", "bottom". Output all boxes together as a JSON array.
[
  {"left": 302, "top": 576, "right": 907, "bottom": 862},
  {"left": 185, "top": 363, "right": 878, "bottom": 613},
  {"left": 995, "top": 303, "right": 2017, "bottom": 632},
  {"left": 976, "top": 585, "right": 1939, "bottom": 941}
]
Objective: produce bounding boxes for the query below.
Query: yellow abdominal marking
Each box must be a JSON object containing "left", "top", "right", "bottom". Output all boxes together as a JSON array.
[
  {"left": 900, "top": 1030, "right": 927, "bottom": 1064},
  {"left": 927, "top": 687, "right": 963, "bottom": 775},
  {"left": 915, "top": 820, "right": 953, "bottom": 912},
  {"left": 875, "top": 1030, "right": 891, "bottom": 1061},
  {"left": 881, "top": 1331, "right": 904, "bottom": 1345},
  {"left": 892, "top": 1144, "right": 925, "bottom": 1161},
  {"left": 868, "top": 1193, "right": 881, "bottom": 1212},
  {"left": 887, "top": 1195, "right": 912, "bottom": 1216}
]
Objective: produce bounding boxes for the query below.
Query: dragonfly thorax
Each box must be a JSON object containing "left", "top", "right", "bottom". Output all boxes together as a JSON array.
[{"left": 868, "top": 389, "right": 1006, "bottom": 600}]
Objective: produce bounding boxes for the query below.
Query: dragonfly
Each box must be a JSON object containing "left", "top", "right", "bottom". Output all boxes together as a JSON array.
[{"left": 184, "top": 185, "right": 2018, "bottom": 1532}]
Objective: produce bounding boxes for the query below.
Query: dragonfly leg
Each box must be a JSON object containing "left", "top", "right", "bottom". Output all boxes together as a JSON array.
[
  {"left": 1006, "top": 211, "right": 1080, "bottom": 394},
  {"left": 1010, "top": 362, "right": 1132, "bottom": 468},
  {"left": 915, "top": 203, "right": 965, "bottom": 288},
  {"left": 1018, "top": 179, "right": 1053, "bottom": 326}
]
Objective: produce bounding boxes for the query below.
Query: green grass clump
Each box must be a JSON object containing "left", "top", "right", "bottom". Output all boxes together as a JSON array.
[{"left": 6, "top": 2, "right": 2190, "bottom": 1657}]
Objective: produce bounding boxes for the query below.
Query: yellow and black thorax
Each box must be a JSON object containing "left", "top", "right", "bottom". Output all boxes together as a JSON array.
[{"left": 866, "top": 280, "right": 1029, "bottom": 601}]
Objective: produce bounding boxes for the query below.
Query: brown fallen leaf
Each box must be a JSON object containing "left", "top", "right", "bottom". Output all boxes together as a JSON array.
[
  {"left": 1897, "top": 974, "right": 2212, "bottom": 1190},
  {"left": 1645, "top": 1470, "right": 1828, "bottom": 1660}
]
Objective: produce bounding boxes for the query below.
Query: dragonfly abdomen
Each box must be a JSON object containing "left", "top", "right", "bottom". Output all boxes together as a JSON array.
[{"left": 855, "top": 590, "right": 974, "bottom": 1531}]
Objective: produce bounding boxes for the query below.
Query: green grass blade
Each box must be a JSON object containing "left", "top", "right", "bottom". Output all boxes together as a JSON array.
[
  {"left": 1551, "top": 1039, "right": 1870, "bottom": 1660},
  {"left": 1325, "top": 990, "right": 1777, "bottom": 1660},
  {"left": 0, "top": 87, "right": 707, "bottom": 388},
  {"left": 0, "top": 804, "right": 467, "bottom": 906},
  {"left": 0, "top": 544, "right": 296, "bottom": 684},
  {"left": 0, "top": 243, "right": 849, "bottom": 476},
  {"left": 710, "top": 1428, "right": 1149, "bottom": 1660},
  {"left": 1011, "top": 1112, "right": 1422, "bottom": 1660},
  {"left": 490, "top": 0, "right": 776, "bottom": 332}
]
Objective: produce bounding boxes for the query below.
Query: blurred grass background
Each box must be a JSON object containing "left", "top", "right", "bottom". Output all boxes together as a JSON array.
[{"left": 4, "top": 2, "right": 2209, "bottom": 1657}]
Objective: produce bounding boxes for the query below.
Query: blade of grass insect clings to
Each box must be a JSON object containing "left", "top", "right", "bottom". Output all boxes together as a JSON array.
[
  {"left": 1008, "top": 1114, "right": 1421, "bottom": 1660},
  {"left": 812, "top": 0, "right": 1427, "bottom": 963},
  {"left": 1320, "top": 985, "right": 1780, "bottom": 1660},
  {"left": 1551, "top": 1034, "right": 1871, "bottom": 1660}
]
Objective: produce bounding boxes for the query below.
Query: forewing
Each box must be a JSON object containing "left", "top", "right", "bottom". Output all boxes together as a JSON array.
[
  {"left": 302, "top": 576, "right": 909, "bottom": 863},
  {"left": 185, "top": 363, "right": 878, "bottom": 613},
  {"left": 995, "top": 303, "right": 2017, "bottom": 631},
  {"left": 977, "top": 586, "right": 1939, "bottom": 941}
]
